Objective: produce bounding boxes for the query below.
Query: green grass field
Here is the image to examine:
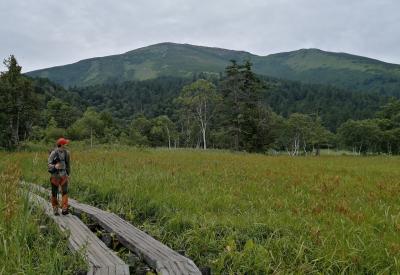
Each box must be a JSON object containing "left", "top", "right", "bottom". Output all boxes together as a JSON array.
[
  {"left": 8, "top": 146, "right": 400, "bottom": 273},
  {"left": 0, "top": 155, "right": 87, "bottom": 274}
]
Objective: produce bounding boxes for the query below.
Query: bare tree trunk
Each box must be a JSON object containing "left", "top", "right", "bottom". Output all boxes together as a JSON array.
[
  {"left": 165, "top": 126, "right": 171, "bottom": 149},
  {"left": 186, "top": 117, "right": 191, "bottom": 148},
  {"left": 199, "top": 118, "right": 206, "bottom": 150},
  {"left": 293, "top": 135, "right": 299, "bottom": 156},
  {"left": 196, "top": 104, "right": 208, "bottom": 150},
  {"left": 290, "top": 135, "right": 299, "bottom": 156},
  {"left": 202, "top": 127, "right": 206, "bottom": 149},
  {"left": 387, "top": 142, "right": 392, "bottom": 155}
]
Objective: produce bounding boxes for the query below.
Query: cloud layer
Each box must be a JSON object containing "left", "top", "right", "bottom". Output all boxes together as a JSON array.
[{"left": 1, "top": 0, "right": 399, "bottom": 72}]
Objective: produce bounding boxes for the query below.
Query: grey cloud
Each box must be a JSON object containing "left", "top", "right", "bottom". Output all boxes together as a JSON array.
[{"left": 0, "top": 0, "right": 399, "bottom": 72}]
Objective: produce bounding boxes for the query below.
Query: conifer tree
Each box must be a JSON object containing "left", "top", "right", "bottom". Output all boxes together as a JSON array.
[{"left": 0, "top": 55, "right": 39, "bottom": 148}]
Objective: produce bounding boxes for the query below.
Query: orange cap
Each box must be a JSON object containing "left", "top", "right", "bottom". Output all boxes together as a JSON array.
[{"left": 56, "top": 137, "right": 70, "bottom": 146}]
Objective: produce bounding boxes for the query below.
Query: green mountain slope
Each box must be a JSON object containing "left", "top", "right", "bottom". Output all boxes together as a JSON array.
[
  {"left": 26, "top": 43, "right": 400, "bottom": 94},
  {"left": 252, "top": 49, "right": 400, "bottom": 94},
  {"left": 27, "top": 43, "right": 252, "bottom": 87}
]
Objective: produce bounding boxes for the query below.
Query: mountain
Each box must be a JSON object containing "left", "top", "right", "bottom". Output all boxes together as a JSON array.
[
  {"left": 26, "top": 42, "right": 400, "bottom": 94},
  {"left": 253, "top": 49, "right": 400, "bottom": 95},
  {"left": 26, "top": 43, "right": 251, "bottom": 87}
]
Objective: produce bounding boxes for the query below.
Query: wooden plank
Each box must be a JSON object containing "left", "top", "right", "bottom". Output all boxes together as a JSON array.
[
  {"left": 70, "top": 200, "right": 201, "bottom": 275},
  {"left": 28, "top": 192, "right": 130, "bottom": 275},
  {"left": 24, "top": 182, "right": 202, "bottom": 275}
]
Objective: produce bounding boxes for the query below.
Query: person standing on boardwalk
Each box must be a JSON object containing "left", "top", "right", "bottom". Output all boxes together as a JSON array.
[{"left": 48, "top": 137, "right": 71, "bottom": 216}]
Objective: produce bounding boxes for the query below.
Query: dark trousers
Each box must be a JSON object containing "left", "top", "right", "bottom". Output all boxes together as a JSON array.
[{"left": 50, "top": 176, "right": 68, "bottom": 210}]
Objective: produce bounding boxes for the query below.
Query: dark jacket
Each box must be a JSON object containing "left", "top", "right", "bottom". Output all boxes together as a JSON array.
[{"left": 48, "top": 148, "right": 70, "bottom": 177}]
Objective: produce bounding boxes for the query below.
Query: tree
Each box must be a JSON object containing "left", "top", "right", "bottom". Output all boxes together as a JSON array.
[
  {"left": 219, "top": 60, "right": 243, "bottom": 150},
  {"left": 376, "top": 98, "right": 400, "bottom": 124},
  {"left": 240, "top": 61, "right": 277, "bottom": 151},
  {"left": 67, "top": 107, "right": 104, "bottom": 147},
  {"left": 150, "top": 115, "right": 177, "bottom": 148},
  {"left": 278, "top": 113, "right": 314, "bottom": 155},
  {"left": 128, "top": 114, "right": 152, "bottom": 146},
  {"left": 380, "top": 128, "right": 400, "bottom": 155},
  {"left": 177, "top": 79, "right": 219, "bottom": 149},
  {"left": 0, "top": 55, "right": 39, "bottom": 148},
  {"left": 338, "top": 119, "right": 381, "bottom": 154},
  {"left": 310, "top": 116, "right": 335, "bottom": 156},
  {"left": 44, "top": 117, "right": 65, "bottom": 142},
  {"left": 46, "top": 98, "right": 81, "bottom": 129},
  {"left": 218, "top": 61, "right": 277, "bottom": 152}
]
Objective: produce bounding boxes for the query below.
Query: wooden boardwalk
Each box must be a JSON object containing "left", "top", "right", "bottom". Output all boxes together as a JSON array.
[
  {"left": 29, "top": 192, "right": 129, "bottom": 275},
  {"left": 25, "top": 182, "right": 202, "bottom": 275}
]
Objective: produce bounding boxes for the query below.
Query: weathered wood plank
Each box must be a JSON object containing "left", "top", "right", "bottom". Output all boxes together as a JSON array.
[
  {"left": 28, "top": 192, "right": 129, "bottom": 275},
  {"left": 70, "top": 200, "right": 201, "bottom": 275},
  {"left": 24, "top": 182, "right": 202, "bottom": 275}
]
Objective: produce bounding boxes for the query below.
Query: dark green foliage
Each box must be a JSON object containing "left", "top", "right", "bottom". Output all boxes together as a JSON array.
[
  {"left": 32, "top": 77, "right": 86, "bottom": 109},
  {"left": 28, "top": 77, "right": 85, "bottom": 134},
  {"left": 67, "top": 107, "right": 105, "bottom": 144},
  {"left": 127, "top": 114, "right": 152, "bottom": 146},
  {"left": 3, "top": 53, "right": 400, "bottom": 154},
  {"left": 376, "top": 98, "right": 400, "bottom": 123},
  {"left": 45, "top": 98, "right": 81, "bottom": 129},
  {"left": 126, "top": 115, "right": 177, "bottom": 148},
  {"left": 44, "top": 117, "right": 66, "bottom": 142},
  {"left": 262, "top": 77, "right": 390, "bottom": 131},
  {"left": 177, "top": 79, "right": 220, "bottom": 149},
  {"left": 149, "top": 115, "right": 177, "bottom": 148},
  {"left": 0, "top": 56, "right": 40, "bottom": 148},
  {"left": 338, "top": 119, "right": 382, "bottom": 154},
  {"left": 31, "top": 65, "right": 394, "bottom": 144},
  {"left": 71, "top": 77, "right": 191, "bottom": 124},
  {"left": 277, "top": 113, "right": 335, "bottom": 155},
  {"left": 217, "top": 61, "right": 279, "bottom": 152},
  {"left": 338, "top": 99, "right": 400, "bottom": 154}
]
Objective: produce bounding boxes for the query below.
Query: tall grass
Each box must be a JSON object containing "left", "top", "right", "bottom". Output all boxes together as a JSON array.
[
  {"left": 0, "top": 155, "right": 87, "bottom": 274},
  {"left": 18, "top": 147, "right": 400, "bottom": 273}
]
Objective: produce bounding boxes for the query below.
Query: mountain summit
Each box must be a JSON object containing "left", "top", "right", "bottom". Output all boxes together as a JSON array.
[{"left": 26, "top": 43, "right": 400, "bottom": 94}]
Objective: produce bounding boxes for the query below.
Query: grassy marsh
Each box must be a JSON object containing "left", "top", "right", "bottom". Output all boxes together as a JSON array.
[{"left": 12, "top": 147, "right": 400, "bottom": 273}]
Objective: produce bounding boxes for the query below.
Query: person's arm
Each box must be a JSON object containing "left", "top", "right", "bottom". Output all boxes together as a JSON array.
[
  {"left": 48, "top": 150, "right": 56, "bottom": 170},
  {"left": 66, "top": 150, "right": 71, "bottom": 176}
]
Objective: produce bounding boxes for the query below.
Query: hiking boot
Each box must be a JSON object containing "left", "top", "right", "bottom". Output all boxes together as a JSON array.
[
  {"left": 61, "top": 208, "right": 69, "bottom": 215},
  {"left": 53, "top": 208, "right": 60, "bottom": 216}
]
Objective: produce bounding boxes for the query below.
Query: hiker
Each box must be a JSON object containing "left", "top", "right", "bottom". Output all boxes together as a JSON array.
[{"left": 48, "top": 137, "right": 71, "bottom": 216}]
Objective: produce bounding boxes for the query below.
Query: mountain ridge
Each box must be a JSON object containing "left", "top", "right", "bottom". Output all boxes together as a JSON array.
[{"left": 26, "top": 42, "right": 400, "bottom": 94}]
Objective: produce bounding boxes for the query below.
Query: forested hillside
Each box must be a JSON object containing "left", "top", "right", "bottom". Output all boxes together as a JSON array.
[
  {"left": 26, "top": 43, "right": 400, "bottom": 95},
  {"left": 2, "top": 55, "right": 400, "bottom": 154},
  {"left": 254, "top": 49, "right": 400, "bottom": 95},
  {"left": 28, "top": 70, "right": 391, "bottom": 132}
]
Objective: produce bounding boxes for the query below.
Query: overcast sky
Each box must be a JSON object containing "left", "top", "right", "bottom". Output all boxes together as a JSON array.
[{"left": 1, "top": 0, "right": 399, "bottom": 72}]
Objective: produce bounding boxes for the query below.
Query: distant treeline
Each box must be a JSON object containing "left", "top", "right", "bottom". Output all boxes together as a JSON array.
[{"left": 1, "top": 55, "right": 399, "bottom": 154}]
